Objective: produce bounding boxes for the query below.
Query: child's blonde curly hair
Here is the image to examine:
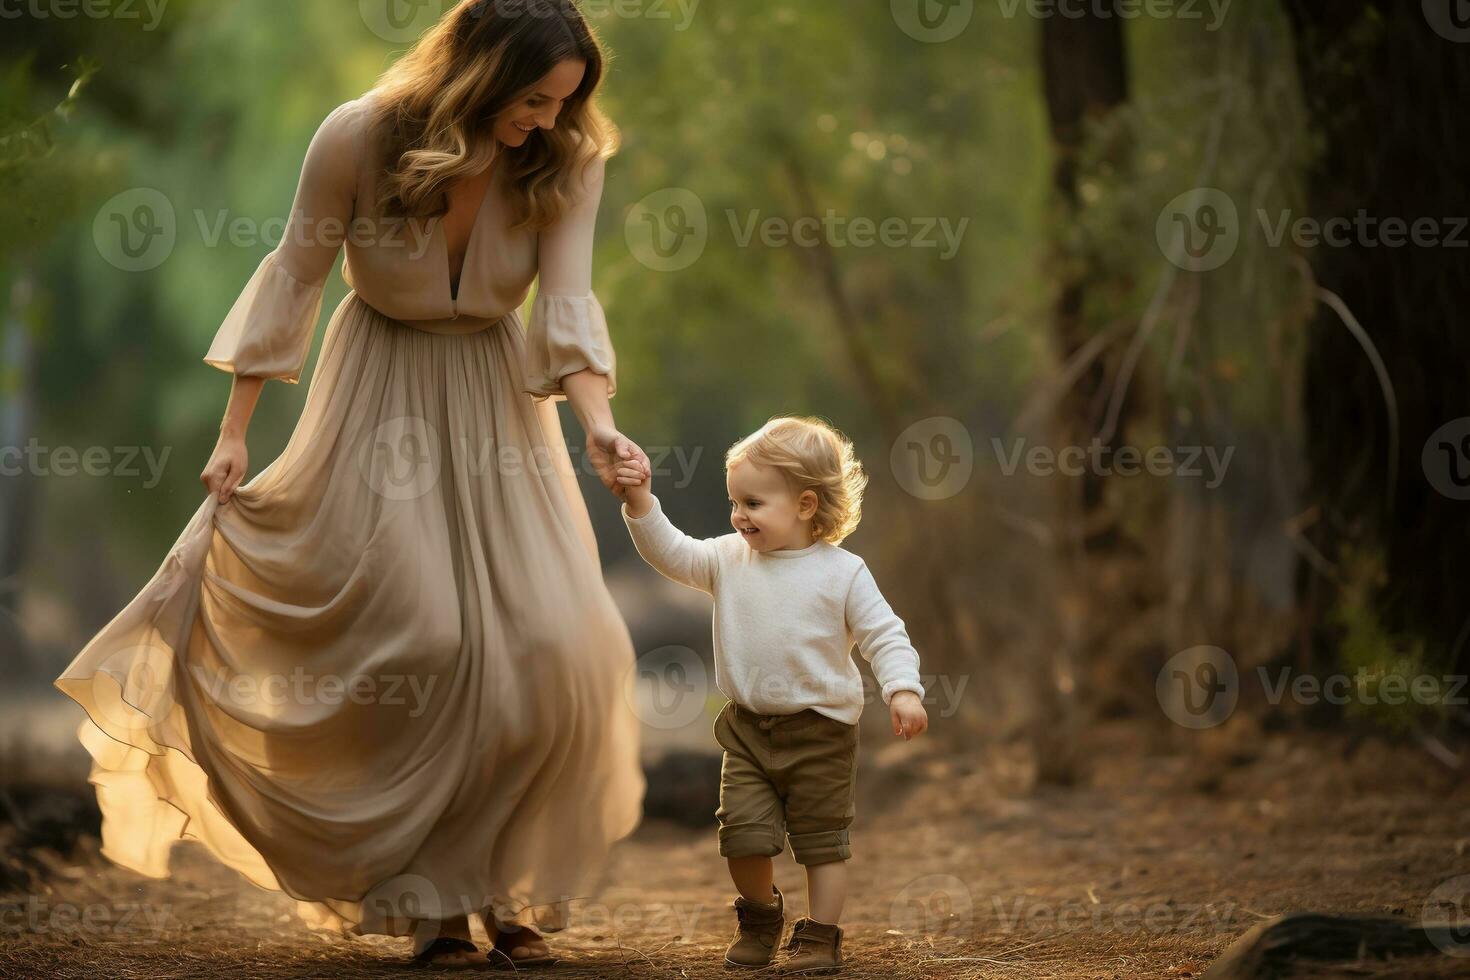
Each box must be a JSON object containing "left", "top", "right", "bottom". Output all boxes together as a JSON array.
[{"left": 725, "top": 415, "right": 868, "bottom": 546}]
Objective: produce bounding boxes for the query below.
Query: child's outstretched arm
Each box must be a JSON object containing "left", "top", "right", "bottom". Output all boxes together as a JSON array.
[
  {"left": 618, "top": 465, "right": 720, "bottom": 594},
  {"left": 846, "top": 562, "right": 930, "bottom": 739}
]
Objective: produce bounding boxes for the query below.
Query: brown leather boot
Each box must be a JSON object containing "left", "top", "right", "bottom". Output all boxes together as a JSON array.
[
  {"left": 724, "top": 885, "right": 785, "bottom": 968},
  {"left": 780, "top": 917, "right": 843, "bottom": 974}
]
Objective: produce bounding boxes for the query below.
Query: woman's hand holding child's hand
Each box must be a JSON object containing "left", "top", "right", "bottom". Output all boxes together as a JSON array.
[
  {"left": 615, "top": 453, "right": 654, "bottom": 518},
  {"left": 889, "top": 691, "right": 928, "bottom": 740},
  {"left": 586, "top": 426, "right": 651, "bottom": 503}
]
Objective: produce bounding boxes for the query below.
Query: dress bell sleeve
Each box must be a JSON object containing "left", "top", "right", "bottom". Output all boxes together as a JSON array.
[
  {"left": 203, "top": 100, "right": 359, "bottom": 384},
  {"left": 523, "top": 152, "right": 617, "bottom": 401}
]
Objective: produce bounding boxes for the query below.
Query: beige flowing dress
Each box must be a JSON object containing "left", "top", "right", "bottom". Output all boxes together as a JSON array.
[{"left": 53, "top": 90, "right": 645, "bottom": 941}]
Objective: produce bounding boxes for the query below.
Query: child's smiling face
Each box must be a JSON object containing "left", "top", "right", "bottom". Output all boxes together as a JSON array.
[{"left": 726, "top": 459, "right": 820, "bottom": 553}]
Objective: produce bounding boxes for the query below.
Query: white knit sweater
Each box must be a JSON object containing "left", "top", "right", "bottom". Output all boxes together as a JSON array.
[{"left": 621, "top": 494, "right": 925, "bottom": 724}]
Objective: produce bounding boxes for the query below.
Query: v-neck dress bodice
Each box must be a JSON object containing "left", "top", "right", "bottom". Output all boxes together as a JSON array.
[
  {"left": 442, "top": 169, "right": 495, "bottom": 303},
  {"left": 203, "top": 91, "right": 616, "bottom": 401}
]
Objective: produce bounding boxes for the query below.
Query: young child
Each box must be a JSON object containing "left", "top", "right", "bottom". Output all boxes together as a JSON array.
[{"left": 616, "top": 415, "right": 929, "bottom": 973}]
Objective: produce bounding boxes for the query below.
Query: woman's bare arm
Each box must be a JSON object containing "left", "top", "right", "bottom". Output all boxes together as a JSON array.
[
  {"left": 561, "top": 369, "right": 615, "bottom": 439},
  {"left": 222, "top": 375, "right": 264, "bottom": 436},
  {"left": 562, "top": 368, "right": 649, "bottom": 499},
  {"left": 200, "top": 375, "right": 264, "bottom": 503}
]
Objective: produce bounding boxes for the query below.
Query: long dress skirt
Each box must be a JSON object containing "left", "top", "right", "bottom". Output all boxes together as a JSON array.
[{"left": 53, "top": 291, "right": 646, "bottom": 942}]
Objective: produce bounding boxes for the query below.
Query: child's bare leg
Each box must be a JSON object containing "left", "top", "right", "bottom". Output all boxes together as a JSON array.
[
  {"left": 804, "top": 859, "right": 848, "bottom": 923},
  {"left": 727, "top": 855, "right": 776, "bottom": 904}
]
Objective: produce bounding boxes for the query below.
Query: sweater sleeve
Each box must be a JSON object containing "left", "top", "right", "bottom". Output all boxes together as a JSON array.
[
  {"left": 845, "top": 560, "right": 925, "bottom": 704},
  {"left": 620, "top": 494, "right": 719, "bottom": 595}
]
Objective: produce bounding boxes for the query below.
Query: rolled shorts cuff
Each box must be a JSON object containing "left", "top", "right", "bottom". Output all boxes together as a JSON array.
[
  {"left": 786, "top": 828, "right": 851, "bottom": 865},
  {"left": 718, "top": 824, "right": 784, "bottom": 858}
]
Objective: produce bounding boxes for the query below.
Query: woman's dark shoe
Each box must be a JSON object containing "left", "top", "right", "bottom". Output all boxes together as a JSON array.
[
  {"left": 487, "top": 924, "right": 558, "bottom": 969},
  {"left": 411, "top": 936, "right": 480, "bottom": 968}
]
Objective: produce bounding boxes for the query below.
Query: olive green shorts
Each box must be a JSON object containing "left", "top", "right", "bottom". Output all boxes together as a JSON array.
[{"left": 712, "top": 700, "right": 859, "bottom": 866}]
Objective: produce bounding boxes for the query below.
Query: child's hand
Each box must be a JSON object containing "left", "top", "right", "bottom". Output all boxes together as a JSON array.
[
  {"left": 615, "top": 456, "right": 653, "bottom": 516},
  {"left": 586, "top": 426, "right": 650, "bottom": 502},
  {"left": 889, "top": 691, "right": 928, "bottom": 740}
]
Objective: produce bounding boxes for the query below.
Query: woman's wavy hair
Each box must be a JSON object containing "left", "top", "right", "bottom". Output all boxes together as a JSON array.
[
  {"left": 725, "top": 416, "right": 869, "bottom": 546},
  {"left": 367, "top": 0, "right": 619, "bottom": 230}
]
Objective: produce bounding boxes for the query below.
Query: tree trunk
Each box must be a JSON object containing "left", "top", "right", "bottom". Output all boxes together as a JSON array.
[
  {"left": 0, "top": 270, "right": 39, "bottom": 681},
  {"left": 1037, "top": 7, "right": 1132, "bottom": 782},
  {"left": 1281, "top": 1, "right": 1470, "bottom": 699},
  {"left": 1042, "top": 10, "right": 1131, "bottom": 533}
]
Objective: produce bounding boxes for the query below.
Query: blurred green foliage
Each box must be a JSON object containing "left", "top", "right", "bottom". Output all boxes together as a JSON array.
[
  {"left": 10, "top": 1, "right": 1440, "bottom": 741},
  {"left": 9, "top": 1, "right": 1053, "bottom": 622}
]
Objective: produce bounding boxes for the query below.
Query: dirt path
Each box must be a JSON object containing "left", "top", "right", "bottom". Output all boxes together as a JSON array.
[{"left": 4, "top": 723, "right": 1468, "bottom": 979}]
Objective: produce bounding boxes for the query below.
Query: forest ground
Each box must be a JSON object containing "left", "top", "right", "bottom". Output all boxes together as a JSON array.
[{"left": 3, "top": 717, "right": 1468, "bottom": 980}]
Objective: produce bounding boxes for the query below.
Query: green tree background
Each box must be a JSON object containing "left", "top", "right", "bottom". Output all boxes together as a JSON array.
[{"left": 3, "top": 0, "right": 1465, "bottom": 756}]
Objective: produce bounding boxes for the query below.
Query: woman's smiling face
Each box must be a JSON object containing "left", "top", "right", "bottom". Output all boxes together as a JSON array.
[{"left": 492, "top": 58, "right": 586, "bottom": 147}]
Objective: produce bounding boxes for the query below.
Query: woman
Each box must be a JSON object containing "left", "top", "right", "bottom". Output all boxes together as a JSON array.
[{"left": 54, "top": 0, "right": 647, "bottom": 968}]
